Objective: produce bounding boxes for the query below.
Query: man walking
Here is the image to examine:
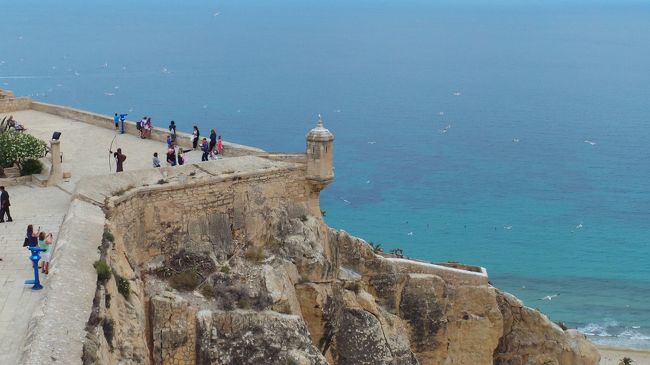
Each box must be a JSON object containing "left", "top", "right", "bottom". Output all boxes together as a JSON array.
[{"left": 0, "top": 186, "right": 13, "bottom": 223}]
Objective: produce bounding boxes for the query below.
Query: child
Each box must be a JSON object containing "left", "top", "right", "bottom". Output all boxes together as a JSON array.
[
  {"left": 38, "top": 232, "right": 53, "bottom": 274},
  {"left": 216, "top": 135, "right": 224, "bottom": 158}
]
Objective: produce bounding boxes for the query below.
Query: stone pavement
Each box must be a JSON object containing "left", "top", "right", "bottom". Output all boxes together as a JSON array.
[
  {"left": 3, "top": 109, "right": 208, "bottom": 188},
  {"left": 0, "top": 185, "right": 70, "bottom": 365},
  {"left": 0, "top": 109, "right": 218, "bottom": 364}
]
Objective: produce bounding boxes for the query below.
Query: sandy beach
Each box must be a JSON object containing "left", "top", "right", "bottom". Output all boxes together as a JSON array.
[{"left": 598, "top": 346, "right": 650, "bottom": 365}]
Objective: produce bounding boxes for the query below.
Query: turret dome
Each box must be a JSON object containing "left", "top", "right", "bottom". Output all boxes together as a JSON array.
[{"left": 306, "top": 114, "right": 334, "bottom": 142}]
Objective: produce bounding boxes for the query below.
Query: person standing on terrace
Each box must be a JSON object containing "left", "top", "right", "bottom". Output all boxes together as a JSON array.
[
  {"left": 201, "top": 138, "right": 209, "bottom": 161},
  {"left": 110, "top": 148, "right": 127, "bottom": 172},
  {"left": 192, "top": 126, "right": 200, "bottom": 149},
  {"left": 216, "top": 135, "right": 223, "bottom": 158},
  {"left": 169, "top": 120, "right": 177, "bottom": 143},
  {"left": 209, "top": 129, "right": 217, "bottom": 155}
]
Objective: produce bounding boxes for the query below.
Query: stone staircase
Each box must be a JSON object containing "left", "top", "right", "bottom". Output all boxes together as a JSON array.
[{"left": 30, "top": 156, "right": 52, "bottom": 187}]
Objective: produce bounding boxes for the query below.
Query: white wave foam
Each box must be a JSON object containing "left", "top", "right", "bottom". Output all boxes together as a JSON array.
[
  {"left": 619, "top": 329, "right": 650, "bottom": 341},
  {"left": 578, "top": 323, "right": 611, "bottom": 337}
]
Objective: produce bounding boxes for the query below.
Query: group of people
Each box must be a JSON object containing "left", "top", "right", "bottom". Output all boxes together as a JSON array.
[
  {"left": 108, "top": 116, "right": 226, "bottom": 172},
  {"left": 24, "top": 224, "right": 53, "bottom": 275},
  {"left": 0, "top": 186, "right": 52, "bottom": 273},
  {"left": 137, "top": 116, "right": 153, "bottom": 139},
  {"left": 200, "top": 127, "right": 223, "bottom": 161},
  {"left": 156, "top": 124, "right": 223, "bottom": 167}
]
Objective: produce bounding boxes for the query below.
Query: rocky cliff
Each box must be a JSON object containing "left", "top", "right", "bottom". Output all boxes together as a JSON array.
[{"left": 77, "top": 158, "right": 599, "bottom": 365}]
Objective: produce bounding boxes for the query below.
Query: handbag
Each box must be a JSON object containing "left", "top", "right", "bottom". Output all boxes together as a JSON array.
[{"left": 23, "top": 237, "right": 29, "bottom": 247}]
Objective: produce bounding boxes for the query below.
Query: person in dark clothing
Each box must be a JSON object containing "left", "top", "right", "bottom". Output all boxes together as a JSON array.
[
  {"left": 209, "top": 129, "right": 217, "bottom": 155},
  {"left": 26, "top": 225, "right": 39, "bottom": 247},
  {"left": 177, "top": 147, "right": 192, "bottom": 166},
  {"left": 166, "top": 148, "right": 177, "bottom": 166},
  {"left": 192, "top": 126, "right": 200, "bottom": 149},
  {"left": 169, "top": 121, "right": 177, "bottom": 142},
  {"left": 110, "top": 148, "right": 127, "bottom": 172},
  {"left": 0, "top": 186, "right": 12, "bottom": 222},
  {"left": 200, "top": 138, "right": 209, "bottom": 161}
]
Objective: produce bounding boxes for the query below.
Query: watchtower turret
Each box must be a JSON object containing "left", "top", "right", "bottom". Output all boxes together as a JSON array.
[{"left": 306, "top": 114, "right": 334, "bottom": 191}]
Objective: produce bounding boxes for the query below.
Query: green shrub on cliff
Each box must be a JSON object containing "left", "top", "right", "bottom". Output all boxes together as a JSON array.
[
  {"left": 116, "top": 275, "right": 130, "bottom": 299},
  {"left": 169, "top": 270, "right": 201, "bottom": 291},
  {"left": 0, "top": 130, "right": 47, "bottom": 171},
  {"left": 244, "top": 246, "right": 266, "bottom": 263},
  {"left": 94, "top": 260, "right": 112, "bottom": 283}
]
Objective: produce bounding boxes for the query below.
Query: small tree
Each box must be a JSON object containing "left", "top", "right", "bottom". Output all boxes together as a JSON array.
[
  {"left": 620, "top": 357, "right": 634, "bottom": 365},
  {"left": 0, "top": 131, "right": 47, "bottom": 173}
]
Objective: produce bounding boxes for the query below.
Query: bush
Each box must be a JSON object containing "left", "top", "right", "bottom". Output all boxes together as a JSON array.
[
  {"left": 0, "top": 130, "right": 47, "bottom": 171},
  {"left": 220, "top": 265, "right": 231, "bottom": 274},
  {"left": 102, "top": 229, "right": 114, "bottom": 243},
  {"left": 555, "top": 321, "right": 568, "bottom": 331},
  {"left": 116, "top": 275, "right": 130, "bottom": 299},
  {"left": 621, "top": 357, "right": 634, "bottom": 365},
  {"left": 244, "top": 246, "right": 266, "bottom": 263},
  {"left": 20, "top": 158, "right": 42, "bottom": 176},
  {"left": 169, "top": 271, "right": 201, "bottom": 291},
  {"left": 201, "top": 284, "right": 216, "bottom": 299},
  {"left": 345, "top": 281, "right": 362, "bottom": 294},
  {"left": 369, "top": 242, "right": 383, "bottom": 253},
  {"left": 388, "top": 248, "right": 404, "bottom": 258},
  {"left": 94, "top": 260, "right": 112, "bottom": 283},
  {"left": 168, "top": 250, "right": 215, "bottom": 274}
]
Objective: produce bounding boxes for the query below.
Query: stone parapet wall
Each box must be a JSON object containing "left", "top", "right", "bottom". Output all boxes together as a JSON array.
[
  {"left": 20, "top": 199, "right": 106, "bottom": 365},
  {"left": 0, "top": 96, "right": 32, "bottom": 113},
  {"left": 385, "top": 258, "right": 488, "bottom": 286},
  {"left": 29, "top": 101, "right": 265, "bottom": 157}
]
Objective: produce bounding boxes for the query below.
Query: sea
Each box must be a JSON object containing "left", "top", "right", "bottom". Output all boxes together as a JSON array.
[{"left": 2, "top": 0, "right": 649, "bottom": 349}]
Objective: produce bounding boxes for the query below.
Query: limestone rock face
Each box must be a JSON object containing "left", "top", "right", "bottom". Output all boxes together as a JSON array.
[
  {"left": 196, "top": 310, "right": 328, "bottom": 365},
  {"left": 87, "top": 187, "right": 600, "bottom": 365},
  {"left": 494, "top": 291, "right": 600, "bottom": 365}
]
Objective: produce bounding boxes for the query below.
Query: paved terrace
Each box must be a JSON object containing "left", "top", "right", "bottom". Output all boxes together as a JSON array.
[{"left": 0, "top": 109, "right": 239, "bottom": 364}]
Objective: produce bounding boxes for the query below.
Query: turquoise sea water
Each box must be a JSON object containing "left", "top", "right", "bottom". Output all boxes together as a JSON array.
[{"left": 3, "top": 0, "right": 649, "bottom": 348}]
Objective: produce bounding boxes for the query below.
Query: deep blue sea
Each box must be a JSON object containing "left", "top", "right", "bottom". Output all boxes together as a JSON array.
[{"left": 2, "top": 0, "right": 649, "bottom": 348}]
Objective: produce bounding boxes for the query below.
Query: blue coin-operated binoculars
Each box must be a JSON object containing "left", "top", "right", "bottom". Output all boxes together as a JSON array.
[
  {"left": 119, "top": 113, "right": 127, "bottom": 134},
  {"left": 25, "top": 246, "right": 46, "bottom": 290}
]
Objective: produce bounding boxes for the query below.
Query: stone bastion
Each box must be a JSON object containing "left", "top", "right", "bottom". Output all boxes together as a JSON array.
[{"left": 0, "top": 90, "right": 598, "bottom": 365}]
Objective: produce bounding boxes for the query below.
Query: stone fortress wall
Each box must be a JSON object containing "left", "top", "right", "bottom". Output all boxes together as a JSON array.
[{"left": 3, "top": 92, "right": 598, "bottom": 365}]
